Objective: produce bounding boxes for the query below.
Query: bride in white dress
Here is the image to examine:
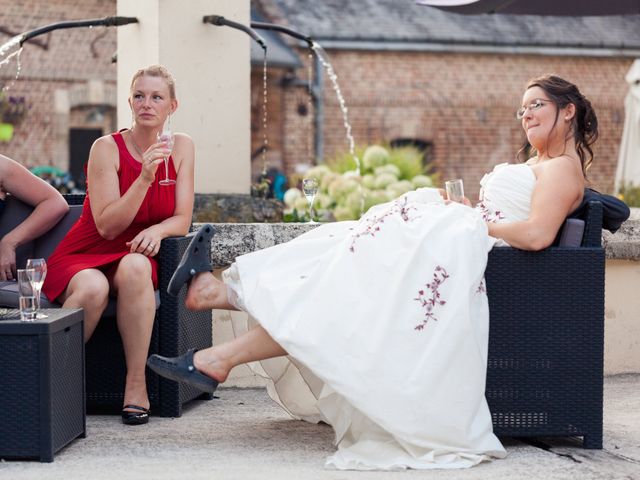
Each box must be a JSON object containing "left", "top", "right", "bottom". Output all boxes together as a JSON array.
[{"left": 148, "top": 74, "right": 599, "bottom": 470}]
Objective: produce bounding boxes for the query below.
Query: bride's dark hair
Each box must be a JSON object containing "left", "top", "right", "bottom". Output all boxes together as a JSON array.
[{"left": 518, "top": 74, "right": 598, "bottom": 176}]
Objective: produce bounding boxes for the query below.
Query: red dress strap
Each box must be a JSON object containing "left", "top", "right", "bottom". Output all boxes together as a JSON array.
[{"left": 111, "top": 131, "right": 140, "bottom": 171}]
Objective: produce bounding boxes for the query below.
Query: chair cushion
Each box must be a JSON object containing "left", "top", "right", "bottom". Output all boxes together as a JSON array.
[
  {"left": 33, "top": 204, "right": 83, "bottom": 260},
  {"left": 0, "top": 280, "right": 161, "bottom": 313},
  {"left": 569, "top": 188, "right": 630, "bottom": 233},
  {"left": 558, "top": 218, "right": 585, "bottom": 247},
  {"left": 0, "top": 281, "right": 57, "bottom": 308}
]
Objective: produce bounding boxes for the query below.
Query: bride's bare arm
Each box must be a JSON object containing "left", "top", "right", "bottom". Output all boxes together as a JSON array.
[{"left": 487, "top": 157, "right": 583, "bottom": 251}]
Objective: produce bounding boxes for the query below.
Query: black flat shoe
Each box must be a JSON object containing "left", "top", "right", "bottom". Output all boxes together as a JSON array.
[
  {"left": 147, "top": 348, "right": 219, "bottom": 393},
  {"left": 121, "top": 404, "right": 150, "bottom": 425},
  {"left": 167, "top": 224, "right": 216, "bottom": 296}
]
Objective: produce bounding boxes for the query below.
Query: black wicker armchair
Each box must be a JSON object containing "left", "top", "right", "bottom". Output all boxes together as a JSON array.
[
  {"left": 485, "top": 201, "right": 604, "bottom": 448},
  {"left": 0, "top": 194, "right": 212, "bottom": 417}
]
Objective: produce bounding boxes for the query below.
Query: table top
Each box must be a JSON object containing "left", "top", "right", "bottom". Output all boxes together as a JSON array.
[{"left": 0, "top": 308, "right": 83, "bottom": 335}]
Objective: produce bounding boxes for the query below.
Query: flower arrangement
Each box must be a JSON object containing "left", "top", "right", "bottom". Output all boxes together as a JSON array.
[
  {"left": 284, "top": 144, "right": 439, "bottom": 222},
  {"left": 0, "top": 93, "right": 28, "bottom": 125}
]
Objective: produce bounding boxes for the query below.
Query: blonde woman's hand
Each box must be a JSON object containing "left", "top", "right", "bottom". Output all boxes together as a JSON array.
[
  {"left": 139, "top": 141, "right": 169, "bottom": 185},
  {"left": 126, "top": 226, "right": 164, "bottom": 257}
]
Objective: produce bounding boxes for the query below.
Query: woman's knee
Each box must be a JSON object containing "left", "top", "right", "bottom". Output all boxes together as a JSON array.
[
  {"left": 66, "top": 271, "right": 109, "bottom": 307},
  {"left": 114, "top": 254, "right": 152, "bottom": 288}
]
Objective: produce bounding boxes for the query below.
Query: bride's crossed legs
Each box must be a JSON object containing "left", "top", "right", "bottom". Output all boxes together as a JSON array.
[{"left": 184, "top": 271, "right": 287, "bottom": 383}]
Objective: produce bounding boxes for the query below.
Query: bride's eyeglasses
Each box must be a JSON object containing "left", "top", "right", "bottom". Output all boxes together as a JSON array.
[{"left": 516, "top": 99, "right": 552, "bottom": 119}]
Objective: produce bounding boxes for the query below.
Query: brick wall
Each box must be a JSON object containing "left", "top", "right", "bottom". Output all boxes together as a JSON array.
[
  {"left": 0, "top": 0, "right": 117, "bottom": 169},
  {"left": 253, "top": 48, "right": 632, "bottom": 199}
]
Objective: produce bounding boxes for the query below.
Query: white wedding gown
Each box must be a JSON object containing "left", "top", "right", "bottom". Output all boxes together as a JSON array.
[{"left": 223, "top": 163, "right": 536, "bottom": 470}]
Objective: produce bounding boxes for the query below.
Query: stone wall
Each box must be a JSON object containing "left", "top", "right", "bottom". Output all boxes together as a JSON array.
[{"left": 193, "top": 193, "right": 284, "bottom": 224}]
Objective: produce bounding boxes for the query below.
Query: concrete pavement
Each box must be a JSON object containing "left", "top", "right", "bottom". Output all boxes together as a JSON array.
[{"left": 1, "top": 375, "right": 638, "bottom": 480}]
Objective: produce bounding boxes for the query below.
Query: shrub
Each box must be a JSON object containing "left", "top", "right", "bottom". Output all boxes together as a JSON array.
[
  {"left": 617, "top": 182, "right": 640, "bottom": 208},
  {"left": 283, "top": 143, "right": 438, "bottom": 222}
]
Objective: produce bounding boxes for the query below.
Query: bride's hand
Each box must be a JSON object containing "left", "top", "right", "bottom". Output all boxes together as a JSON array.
[{"left": 444, "top": 196, "right": 473, "bottom": 207}]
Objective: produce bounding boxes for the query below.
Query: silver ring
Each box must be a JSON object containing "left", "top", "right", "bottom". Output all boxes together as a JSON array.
[{"left": 149, "top": 243, "right": 155, "bottom": 249}]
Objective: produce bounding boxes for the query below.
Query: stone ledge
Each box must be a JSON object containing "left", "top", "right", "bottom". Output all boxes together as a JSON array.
[
  {"left": 603, "top": 223, "right": 640, "bottom": 260},
  {"left": 208, "top": 223, "right": 319, "bottom": 267},
  {"left": 201, "top": 210, "right": 640, "bottom": 266},
  {"left": 602, "top": 208, "right": 640, "bottom": 260},
  {"left": 193, "top": 194, "right": 283, "bottom": 224}
]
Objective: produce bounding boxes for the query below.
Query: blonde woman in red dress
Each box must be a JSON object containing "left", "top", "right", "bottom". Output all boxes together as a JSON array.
[{"left": 43, "top": 65, "right": 195, "bottom": 425}]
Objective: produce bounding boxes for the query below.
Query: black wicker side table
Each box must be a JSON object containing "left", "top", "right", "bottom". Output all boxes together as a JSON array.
[{"left": 0, "top": 308, "right": 85, "bottom": 462}]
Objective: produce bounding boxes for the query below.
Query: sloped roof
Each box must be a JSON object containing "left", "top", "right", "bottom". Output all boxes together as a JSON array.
[
  {"left": 250, "top": 7, "right": 302, "bottom": 68},
  {"left": 256, "top": 0, "right": 640, "bottom": 53}
]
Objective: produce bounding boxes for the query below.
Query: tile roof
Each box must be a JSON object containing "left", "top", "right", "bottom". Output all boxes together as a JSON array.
[
  {"left": 255, "top": 0, "right": 640, "bottom": 51},
  {"left": 250, "top": 7, "right": 302, "bottom": 68}
]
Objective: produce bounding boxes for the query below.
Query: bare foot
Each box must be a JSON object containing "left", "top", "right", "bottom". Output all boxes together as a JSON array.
[
  {"left": 184, "top": 272, "right": 234, "bottom": 310},
  {"left": 193, "top": 349, "right": 230, "bottom": 383}
]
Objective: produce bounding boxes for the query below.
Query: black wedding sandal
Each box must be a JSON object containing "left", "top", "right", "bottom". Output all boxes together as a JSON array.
[
  {"left": 147, "top": 348, "right": 219, "bottom": 393},
  {"left": 121, "top": 404, "right": 150, "bottom": 426},
  {"left": 167, "top": 224, "right": 215, "bottom": 296}
]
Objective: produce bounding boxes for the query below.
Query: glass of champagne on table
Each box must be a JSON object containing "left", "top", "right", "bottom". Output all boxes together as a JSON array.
[
  {"left": 26, "top": 258, "right": 47, "bottom": 319},
  {"left": 302, "top": 178, "right": 319, "bottom": 224},
  {"left": 156, "top": 127, "right": 176, "bottom": 186}
]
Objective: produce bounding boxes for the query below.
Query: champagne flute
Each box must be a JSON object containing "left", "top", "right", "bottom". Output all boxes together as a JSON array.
[
  {"left": 302, "top": 178, "right": 319, "bottom": 223},
  {"left": 26, "top": 258, "right": 47, "bottom": 319},
  {"left": 157, "top": 128, "right": 176, "bottom": 186},
  {"left": 445, "top": 179, "right": 465, "bottom": 203}
]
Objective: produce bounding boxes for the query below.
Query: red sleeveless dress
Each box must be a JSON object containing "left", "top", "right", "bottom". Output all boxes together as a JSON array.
[{"left": 43, "top": 131, "right": 177, "bottom": 302}]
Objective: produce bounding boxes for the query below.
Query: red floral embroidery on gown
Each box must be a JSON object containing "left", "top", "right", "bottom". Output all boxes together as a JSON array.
[
  {"left": 222, "top": 163, "right": 536, "bottom": 470},
  {"left": 42, "top": 131, "right": 176, "bottom": 302}
]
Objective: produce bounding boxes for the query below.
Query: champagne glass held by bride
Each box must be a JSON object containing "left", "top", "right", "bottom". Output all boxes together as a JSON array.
[{"left": 157, "top": 127, "right": 176, "bottom": 186}]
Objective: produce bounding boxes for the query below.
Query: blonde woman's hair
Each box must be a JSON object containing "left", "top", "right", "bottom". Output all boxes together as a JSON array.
[{"left": 129, "top": 64, "right": 176, "bottom": 100}]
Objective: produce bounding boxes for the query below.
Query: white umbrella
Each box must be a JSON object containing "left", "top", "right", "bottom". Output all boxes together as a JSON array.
[
  {"left": 615, "top": 60, "right": 640, "bottom": 192},
  {"left": 416, "top": 0, "right": 640, "bottom": 16}
]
